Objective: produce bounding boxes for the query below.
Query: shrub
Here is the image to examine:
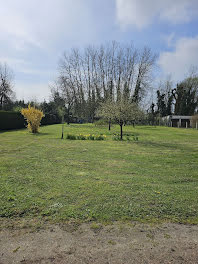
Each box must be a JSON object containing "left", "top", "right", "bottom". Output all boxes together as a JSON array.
[
  {"left": 94, "top": 119, "right": 108, "bottom": 126},
  {"left": 21, "top": 105, "right": 44, "bottom": 133},
  {"left": 0, "top": 111, "right": 25, "bottom": 130},
  {"left": 0, "top": 111, "right": 59, "bottom": 131},
  {"left": 41, "top": 114, "right": 59, "bottom": 125},
  {"left": 66, "top": 134, "right": 76, "bottom": 140}
]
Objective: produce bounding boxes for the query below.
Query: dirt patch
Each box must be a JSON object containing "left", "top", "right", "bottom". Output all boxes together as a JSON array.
[{"left": 0, "top": 222, "right": 198, "bottom": 264}]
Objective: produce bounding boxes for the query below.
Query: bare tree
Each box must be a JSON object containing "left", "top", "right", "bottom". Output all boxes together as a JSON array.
[
  {"left": 0, "top": 63, "right": 14, "bottom": 109},
  {"left": 133, "top": 47, "right": 157, "bottom": 104},
  {"left": 56, "top": 42, "right": 156, "bottom": 122}
]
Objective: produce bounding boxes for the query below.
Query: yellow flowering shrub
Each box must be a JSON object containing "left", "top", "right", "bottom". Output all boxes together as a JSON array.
[{"left": 21, "top": 105, "right": 44, "bottom": 133}]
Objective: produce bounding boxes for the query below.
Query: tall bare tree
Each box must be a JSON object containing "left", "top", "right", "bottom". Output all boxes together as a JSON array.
[
  {"left": 0, "top": 63, "right": 14, "bottom": 110},
  {"left": 55, "top": 42, "right": 156, "bottom": 122}
]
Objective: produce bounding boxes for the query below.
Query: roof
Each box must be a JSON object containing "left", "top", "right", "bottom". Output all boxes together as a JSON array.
[{"left": 163, "top": 115, "right": 192, "bottom": 120}]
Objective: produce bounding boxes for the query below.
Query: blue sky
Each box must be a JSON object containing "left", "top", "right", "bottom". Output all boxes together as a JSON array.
[{"left": 0, "top": 0, "right": 198, "bottom": 101}]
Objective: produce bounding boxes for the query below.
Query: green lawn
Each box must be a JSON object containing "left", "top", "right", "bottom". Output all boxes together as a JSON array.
[{"left": 0, "top": 124, "right": 198, "bottom": 224}]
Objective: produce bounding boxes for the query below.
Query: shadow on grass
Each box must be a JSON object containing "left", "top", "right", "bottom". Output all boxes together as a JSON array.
[
  {"left": 31, "top": 132, "right": 50, "bottom": 136},
  {"left": 0, "top": 128, "right": 26, "bottom": 133},
  {"left": 135, "top": 126, "right": 158, "bottom": 130}
]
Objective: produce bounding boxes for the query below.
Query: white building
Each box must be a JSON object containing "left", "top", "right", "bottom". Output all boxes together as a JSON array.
[{"left": 162, "top": 115, "right": 192, "bottom": 128}]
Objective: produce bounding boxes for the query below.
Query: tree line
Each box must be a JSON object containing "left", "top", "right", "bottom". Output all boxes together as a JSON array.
[
  {"left": 149, "top": 73, "right": 198, "bottom": 123},
  {"left": 50, "top": 41, "right": 156, "bottom": 124},
  {"left": 1, "top": 41, "right": 198, "bottom": 125}
]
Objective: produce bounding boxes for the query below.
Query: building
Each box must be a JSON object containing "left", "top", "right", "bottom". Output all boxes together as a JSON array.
[{"left": 162, "top": 115, "right": 192, "bottom": 128}]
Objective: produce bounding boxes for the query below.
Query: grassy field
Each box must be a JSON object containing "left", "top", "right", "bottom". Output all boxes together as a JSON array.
[{"left": 0, "top": 124, "right": 198, "bottom": 224}]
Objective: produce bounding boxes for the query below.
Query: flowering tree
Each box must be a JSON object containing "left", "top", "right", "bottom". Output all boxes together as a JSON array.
[
  {"left": 99, "top": 99, "right": 143, "bottom": 140},
  {"left": 21, "top": 105, "right": 44, "bottom": 133}
]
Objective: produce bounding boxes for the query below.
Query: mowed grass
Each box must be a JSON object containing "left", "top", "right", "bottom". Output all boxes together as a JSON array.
[{"left": 0, "top": 124, "right": 198, "bottom": 224}]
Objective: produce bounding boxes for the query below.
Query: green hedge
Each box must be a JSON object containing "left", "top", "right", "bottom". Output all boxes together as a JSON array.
[
  {"left": 0, "top": 111, "right": 59, "bottom": 130},
  {"left": 0, "top": 111, "right": 26, "bottom": 130}
]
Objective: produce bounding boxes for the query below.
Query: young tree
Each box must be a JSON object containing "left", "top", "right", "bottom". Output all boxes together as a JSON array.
[{"left": 99, "top": 99, "right": 142, "bottom": 140}]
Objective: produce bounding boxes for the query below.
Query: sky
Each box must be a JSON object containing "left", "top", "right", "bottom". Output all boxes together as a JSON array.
[{"left": 0, "top": 0, "right": 198, "bottom": 102}]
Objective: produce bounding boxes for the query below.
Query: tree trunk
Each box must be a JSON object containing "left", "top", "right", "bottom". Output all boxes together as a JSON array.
[
  {"left": 120, "top": 123, "right": 123, "bottom": 140},
  {"left": 67, "top": 108, "right": 70, "bottom": 125},
  {"left": 61, "top": 124, "right": 64, "bottom": 139},
  {"left": 108, "top": 119, "right": 111, "bottom": 131},
  {"left": 61, "top": 116, "right": 64, "bottom": 139}
]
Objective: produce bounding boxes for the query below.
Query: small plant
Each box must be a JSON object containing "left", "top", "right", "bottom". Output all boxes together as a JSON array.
[
  {"left": 87, "top": 134, "right": 95, "bottom": 140},
  {"left": 21, "top": 105, "right": 44, "bottom": 133},
  {"left": 66, "top": 133, "right": 106, "bottom": 141},
  {"left": 90, "top": 223, "right": 102, "bottom": 233},
  {"left": 113, "top": 134, "right": 120, "bottom": 141},
  {"left": 95, "top": 134, "right": 106, "bottom": 140},
  {"left": 133, "top": 136, "right": 139, "bottom": 141},
  {"left": 66, "top": 134, "right": 76, "bottom": 140},
  {"left": 108, "top": 240, "right": 116, "bottom": 245},
  {"left": 77, "top": 134, "right": 86, "bottom": 140}
]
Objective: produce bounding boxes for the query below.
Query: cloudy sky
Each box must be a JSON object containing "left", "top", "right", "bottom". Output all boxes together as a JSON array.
[{"left": 1, "top": 0, "right": 198, "bottom": 101}]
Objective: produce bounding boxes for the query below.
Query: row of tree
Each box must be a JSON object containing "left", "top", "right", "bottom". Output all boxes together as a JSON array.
[
  {"left": 52, "top": 41, "right": 156, "bottom": 123},
  {"left": 1, "top": 42, "right": 198, "bottom": 127}
]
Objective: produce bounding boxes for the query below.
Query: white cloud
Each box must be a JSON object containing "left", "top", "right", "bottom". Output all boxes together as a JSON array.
[
  {"left": 15, "top": 82, "right": 51, "bottom": 102},
  {"left": 162, "top": 33, "right": 176, "bottom": 48},
  {"left": 116, "top": 0, "right": 198, "bottom": 29},
  {"left": 158, "top": 36, "right": 198, "bottom": 81},
  {"left": 0, "top": 57, "right": 54, "bottom": 76},
  {"left": 0, "top": 0, "right": 94, "bottom": 52},
  {"left": 0, "top": 2, "right": 42, "bottom": 50},
  {"left": 0, "top": 0, "right": 104, "bottom": 101}
]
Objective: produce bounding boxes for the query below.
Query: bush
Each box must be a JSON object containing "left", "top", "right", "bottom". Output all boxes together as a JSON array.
[
  {"left": 0, "top": 111, "right": 59, "bottom": 131},
  {"left": 66, "top": 134, "right": 76, "bottom": 140},
  {"left": 21, "top": 105, "right": 44, "bottom": 133},
  {"left": 41, "top": 114, "right": 59, "bottom": 125},
  {"left": 0, "top": 111, "right": 26, "bottom": 130},
  {"left": 94, "top": 119, "right": 108, "bottom": 126}
]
